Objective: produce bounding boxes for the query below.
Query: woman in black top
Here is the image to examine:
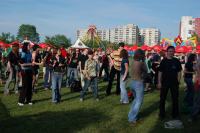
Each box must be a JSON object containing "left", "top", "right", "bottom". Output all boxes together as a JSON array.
[
  {"left": 32, "top": 45, "right": 43, "bottom": 93},
  {"left": 50, "top": 49, "right": 65, "bottom": 103},
  {"left": 66, "top": 50, "right": 79, "bottom": 87},
  {"left": 184, "top": 53, "right": 196, "bottom": 112}
]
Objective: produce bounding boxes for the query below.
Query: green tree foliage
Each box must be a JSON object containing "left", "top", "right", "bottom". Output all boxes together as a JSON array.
[
  {"left": 191, "top": 32, "right": 200, "bottom": 43},
  {"left": 137, "top": 43, "right": 143, "bottom": 47},
  {"left": 17, "top": 24, "right": 39, "bottom": 43},
  {"left": 44, "top": 34, "right": 71, "bottom": 48},
  {"left": 0, "top": 32, "right": 16, "bottom": 43},
  {"left": 100, "top": 40, "right": 110, "bottom": 50}
]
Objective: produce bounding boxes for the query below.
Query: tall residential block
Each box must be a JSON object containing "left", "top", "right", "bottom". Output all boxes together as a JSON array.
[
  {"left": 140, "top": 28, "right": 161, "bottom": 46},
  {"left": 180, "top": 16, "right": 195, "bottom": 40}
]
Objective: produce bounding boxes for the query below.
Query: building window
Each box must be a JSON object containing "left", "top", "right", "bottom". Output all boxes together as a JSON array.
[{"left": 189, "top": 20, "right": 193, "bottom": 25}]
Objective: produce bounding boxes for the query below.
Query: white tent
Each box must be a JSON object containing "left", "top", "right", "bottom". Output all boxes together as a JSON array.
[{"left": 70, "top": 38, "right": 89, "bottom": 49}]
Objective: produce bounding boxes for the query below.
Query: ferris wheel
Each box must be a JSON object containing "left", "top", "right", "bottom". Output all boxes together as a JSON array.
[{"left": 83, "top": 25, "right": 103, "bottom": 49}]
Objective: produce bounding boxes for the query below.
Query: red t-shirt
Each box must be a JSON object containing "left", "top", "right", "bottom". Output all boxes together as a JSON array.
[{"left": 60, "top": 48, "right": 67, "bottom": 58}]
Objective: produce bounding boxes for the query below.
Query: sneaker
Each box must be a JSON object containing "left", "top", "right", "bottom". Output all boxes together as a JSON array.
[
  {"left": 121, "top": 101, "right": 129, "bottom": 105},
  {"left": 96, "top": 98, "right": 99, "bottom": 102},
  {"left": 18, "top": 102, "right": 24, "bottom": 106},
  {"left": 80, "top": 98, "right": 83, "bottom": 102},
  {"left": 129, "top": 121, "right": 137, "bottom": 126},
  {"left": 15, "top": 90, "right": 19, "bottom": 94},
  {"left": 44, "top": 88, "right": 49, "bottom": 90},
  {"left": 28, "top": 102, "right": 33, "bottom": 105},
  {"left": 4, "top": 90, "right": 10, "bottom": 95}
]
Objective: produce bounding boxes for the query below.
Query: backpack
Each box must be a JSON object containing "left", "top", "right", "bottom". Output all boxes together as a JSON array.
[{"left": 70, "top": 80, "right": 82, "bottom": 92}]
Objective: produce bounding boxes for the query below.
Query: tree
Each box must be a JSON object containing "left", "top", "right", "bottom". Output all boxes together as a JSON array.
[
  {"left": 17, "top": 24, "right": 39, "bottom": 43},
  {"left": 44, "top": 34, "right": 71, "bottom": 48},
  {"left": 0, "top": 32, "right": 16, "bottom": 43},
  {"left": 191, "top": 32, "right": 200, "bottom": 45}
]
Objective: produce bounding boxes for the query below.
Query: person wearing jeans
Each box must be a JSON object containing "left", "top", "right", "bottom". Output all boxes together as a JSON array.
[
  {"left": 80, "top": 50, "right": 99, "bottom": 101},
  {"left": 66, "top": 51, "right": 79, "bottom": 87},
  {"left": 78, "top": 49, "right": 88, "bottom": 88},
  {"left": 189, "top": 58, "right": 200, "bottom": 122},
  {"left": 51, "top": 49, "right": 65, "bottom": 103},
  {"left": 43, "top": 47, "right": 52, "bottom": 90},
  {"left": 51, "top": 72, "right": 63, "bottom": 103},
  {"left": 128, "top": 80, "right": 144, "bottom": 122},
  {"left": 183, "top": 54, "right": 196, "bottom": 112},
  {"left": 4, "top": 43, "right": 20, "bottom": 94},
  {"left": 119, "top": 49, "right": 129, "bottom": 104},
  {"left": 80, "top": 77, "right": 98, "bottom": 100},
  {"left": 128, "top": 49, "right": 147, "bottom": 124}
]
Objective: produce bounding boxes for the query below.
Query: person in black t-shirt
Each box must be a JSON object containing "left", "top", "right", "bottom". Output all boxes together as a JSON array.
[
  {"left": 99, "top": 51, "right": 110, "bottom": 81},
  {"left": 66, "top": 50, "right": 79, "bottom": 87},
  {"left": 78, "top": 49, "right": 88, "bottom": 88},
  {"left": 4, "top": 43, "right": 20, "bottom": 95},
  {"left": 51, "top": 49, "right": 65, "bottom": 103},
  {"left": 158, "top": 46, "right": 182, "bottom": 120},
  {"left": 43, "top": 47, "right": 53, "bottom": 90},
  {"left": 32, "top": 45, "right": 43, "bottom": 93},
  {"left": 183, "top": 53, "right": 196, "bottom": 112}
]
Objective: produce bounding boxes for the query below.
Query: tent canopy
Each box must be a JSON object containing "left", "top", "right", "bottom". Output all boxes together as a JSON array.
[{"left": 70, "top": 38, "right": 89, "bottom": 49}]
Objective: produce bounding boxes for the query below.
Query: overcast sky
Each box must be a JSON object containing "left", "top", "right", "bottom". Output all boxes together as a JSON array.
[{"left": 0, "top": 0, "right": 199, "bottom": 43}]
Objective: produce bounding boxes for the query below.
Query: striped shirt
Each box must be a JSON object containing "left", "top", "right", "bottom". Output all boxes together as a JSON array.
[{"left": 110, "top": 50, "right": 122, "bottom": 71}]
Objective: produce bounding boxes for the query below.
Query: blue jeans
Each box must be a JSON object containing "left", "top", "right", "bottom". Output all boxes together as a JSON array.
[
  {"left": 44, "top": 66, "right": 52, "bottom": 88},
  {"left": 191, "top": 90, "right": 200, "bottom": 119},
  {"left": 66, "top": 67, "right": 78, "bottom": 87},
  {"left": 51, "top": 72, "right": 63, "bottom": 102},
  {"left": 4, "top": 69, "right": 18, "bottom": 93},
  {"left": 120, "top": 75, "right": 129, "bottom": 103},
  {"left": 128, "top": 80, "right": 144, "bottom": 122},
  {"left": 184, "top": 78, "right": 194, "bottom": 108},
  {"left": 80, "top": 77, "right": 98, "bottom": 99}
]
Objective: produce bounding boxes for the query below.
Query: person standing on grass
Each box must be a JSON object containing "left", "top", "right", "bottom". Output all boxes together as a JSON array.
[
  {"left": 66, "top": 49, "right": 79, "bottom": 87},
  {"left": 4, "top": 43, "right": 21, "bottom": 95},
  {"left": 106, "top": 42, "right": 124, "bottom": 96},
  {"left": 144, "top": 52, "right": 153, "bottom": 92},
  {"left": 188, "top": 58, "right": 200, "bottom": 122},
  {"left": 43, "top": 46, "right": 53, "bottom": 90},
  {"left": 50, "top": 49, "right": 65, "bottom": 103},
  {"left": 128, "top": 49, "right": 147, "bottom": 124},
  {"left": 18, "top": 42, "right": 33, "bottom": 106},
  {"left": 78, "top": 49, "right": 88, "bottom": 88},
  {"left": 99, "top": 51, "right": 110, "bottom": 81},
  {"left": 119, "top": 49, "right": 129, "bottom": 104},
  {"left": 157, "top": 46, "right": 182, "bottom": 120},
  {"left": 183, "top": 53, "right": 196, "bottom": 113},
  {"left": 32, "top": 44, "right": 43, "bottom": 93},
  {"left": 80, "top": 50, "right": 99, "bottom": 101}
]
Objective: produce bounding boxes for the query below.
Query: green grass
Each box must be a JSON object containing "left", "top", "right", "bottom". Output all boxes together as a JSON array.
[{"left": 0, "top": 77, "right": 200, "bottom": 133}]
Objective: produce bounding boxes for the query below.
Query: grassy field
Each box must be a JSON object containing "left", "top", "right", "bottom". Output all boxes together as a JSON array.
[{"left": 0, "top": 77, "right": 200, "bottom": 133}]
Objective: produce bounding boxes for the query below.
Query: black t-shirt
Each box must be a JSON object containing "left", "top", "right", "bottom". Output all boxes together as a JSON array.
[
  {"left": 43, "top": 51, "right": 52, "bottom": 66},
  {"left": 50, "top": 55, "right": 65, "bottom": 73},
  {"left": 159, "top": 57, "right": 182, "bottom": 85},
  {"left": 8, "top": 51, "right": 20, "bottom": 71},
  {"left": 184, "top": 62, "right": 194, "bottom": 78},
  {"left": 68, "top": 56, "right": 78, "bottom": 68},
  {"left": 78, "top": 54, "right": 88, "bottom": 69},
  {"left": 102, "top": 55, "right": 109, "bottom": 66}
]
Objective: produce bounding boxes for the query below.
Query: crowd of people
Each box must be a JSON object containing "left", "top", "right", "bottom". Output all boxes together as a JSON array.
[{"left": 0, "top": 41, "right": 200, "bottom": 125}]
